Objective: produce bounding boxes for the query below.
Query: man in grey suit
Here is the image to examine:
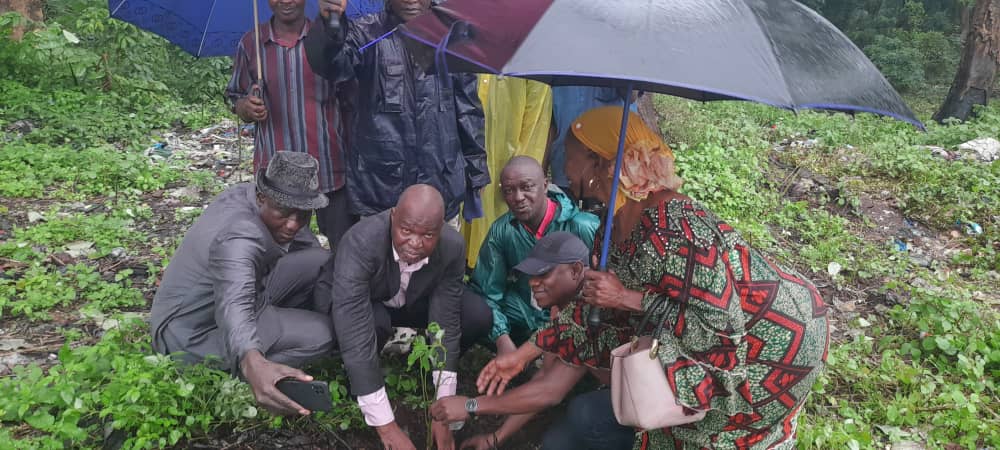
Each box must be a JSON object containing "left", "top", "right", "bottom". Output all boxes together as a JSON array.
[
  {"left": 317, "top": 184, "right": 492, "bottom": 450},
  {"left": 151, "top": 152, "right": 335, "bottom": 416}
]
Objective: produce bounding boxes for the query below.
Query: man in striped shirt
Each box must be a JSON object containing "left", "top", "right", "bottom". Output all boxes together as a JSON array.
[{"left": 226, "top": 0, "right": 354, "bottom": 247}]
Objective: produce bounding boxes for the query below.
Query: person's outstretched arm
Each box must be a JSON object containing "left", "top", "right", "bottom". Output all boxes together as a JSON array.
[
  {"left": 305, "top": 0, "right": 363, "bottom": 83},
  {"left": 432, "top": 353, "right": 586, "bottom": 424}
]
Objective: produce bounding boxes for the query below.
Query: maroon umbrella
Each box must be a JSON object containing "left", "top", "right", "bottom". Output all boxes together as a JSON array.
[{"left": 398, "top": 0, "right": 921, "bottom": 326}]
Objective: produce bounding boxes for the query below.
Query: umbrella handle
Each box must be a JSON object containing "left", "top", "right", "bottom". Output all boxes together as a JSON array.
[
  {"left": 252, "top": 0, "right": 264, "bottom": 87},
  {"left": 326, "top": 10, "right": 342, "bottom": 36},
  {"left": 587, "top": 82, "right": 634, "bottom": 331}
]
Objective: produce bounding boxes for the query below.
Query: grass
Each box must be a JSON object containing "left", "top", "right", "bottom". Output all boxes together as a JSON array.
[
  {"left": 0, "top": 10, "right": 997, "bottom": 446},
  {"left": 1, "top": 95, "right": 994, "bottom": 448},
  {"left": 0, "top": 321, "right": 259, "bottom": 450},
  {"left": 0, "top": 93, "right": 996, "bottom": 448},
  {"left": 0, "top": 141, "right": 180, "bottom": 200}
]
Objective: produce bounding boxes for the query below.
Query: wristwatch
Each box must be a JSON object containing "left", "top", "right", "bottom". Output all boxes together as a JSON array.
[{"left": 465, "top": 397, "right": 479, "bottom": 416}]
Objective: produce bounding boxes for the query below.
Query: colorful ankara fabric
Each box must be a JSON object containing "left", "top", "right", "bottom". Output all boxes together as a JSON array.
[
  {"left": 533, "top": 199, "right": 829, "bottom": 449},
  {"left": 225, "top": 19, "right": 345, "bottom": 193}
]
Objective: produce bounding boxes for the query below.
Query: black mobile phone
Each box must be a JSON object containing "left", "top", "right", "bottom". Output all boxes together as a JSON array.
[{"left": 275, "top": 379, "right": 333, "bottom": 413}]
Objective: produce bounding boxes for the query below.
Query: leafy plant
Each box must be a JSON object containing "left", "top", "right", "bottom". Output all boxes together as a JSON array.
[
  {"left": 8, "top": 212, "right": 143, "bottom": 260},
  {"left": 803, "top": 283, "right": 1000, "bottom": 449},
  {"left": 0, "top": 263, "right": 144, "bottom": 320},
  {"left": 865, "top": 33, "right": 928, "bottom": 92},
  {"left": 0, "top": 139, "right": 180, "bottom": 199},
  {"left": 0, "top": 264, "right": 76, "bottom": 320},
  {"left": 0, "top": 319, "right": 259, "bottom": 449},
  {"left": 406, "top": 323, "right": 449, "bottom": 450}
]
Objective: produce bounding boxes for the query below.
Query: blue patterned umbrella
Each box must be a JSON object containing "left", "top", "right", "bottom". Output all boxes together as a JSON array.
[{"left": 108, "top": 0, "right": 384, "bottom": 57}]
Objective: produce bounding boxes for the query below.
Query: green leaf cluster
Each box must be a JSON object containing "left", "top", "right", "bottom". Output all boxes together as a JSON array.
[
  {"left": 0, "top": 320, "right": 257, "bottom": 449},
  {"left": 0, "top": 140, "right": 180, "bottom": 199},
  {"left": 0, "top": 263, "right": 145, "bottom": 320},
  {"left": 1, "top": 212, "right": 144, "bottom": 260},
  {"left": 802, "top": 284, "right": 999, "bottom": 448}
]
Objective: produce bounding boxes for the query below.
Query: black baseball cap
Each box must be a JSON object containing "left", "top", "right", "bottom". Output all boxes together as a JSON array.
[{"left": 514, "top": 231, "right": 591, "bottom": 276}]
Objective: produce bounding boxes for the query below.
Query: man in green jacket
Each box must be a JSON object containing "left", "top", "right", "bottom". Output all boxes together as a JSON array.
[{"left": 469, "top": 156, "right": 600, "bottom": 355}]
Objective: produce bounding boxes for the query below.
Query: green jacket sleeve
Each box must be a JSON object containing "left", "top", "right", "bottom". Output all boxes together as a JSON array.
[
  {"left": 569, "top": 211, "right": 601, "bottom": 252},
  {"left": 469, "top": 223, "right": 511, "bottom": 342}
]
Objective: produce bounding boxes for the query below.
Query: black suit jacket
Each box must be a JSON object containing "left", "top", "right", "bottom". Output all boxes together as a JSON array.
[{"left": 323, "top": 209, "right": 465, "bottom": 396}]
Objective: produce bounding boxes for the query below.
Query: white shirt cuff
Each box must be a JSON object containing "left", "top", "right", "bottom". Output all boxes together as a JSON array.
[
  {"left": 433, "top": 370, "right": 458, "bottom": 399},
  {"left": 357, "top": 387, "right": 394, "bottom": 427}
]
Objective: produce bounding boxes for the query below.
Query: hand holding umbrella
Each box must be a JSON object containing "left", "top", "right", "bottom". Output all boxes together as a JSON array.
[
  {"left": 319, "top": 0, "right": 349, "bottom": 35},
  {"left": 580, "top": 255, "right": 643, "bottom": 313},
  {"left": 235, "top": 84, "right": 267, "bottom": 123}
]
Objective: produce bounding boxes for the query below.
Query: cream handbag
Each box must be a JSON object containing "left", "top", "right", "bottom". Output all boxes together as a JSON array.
[
  {"left": 611, "top": 239, "right": 697, "bottom": 430},
  {"left": 610, "top": 293, "right": 674, "bottom": 430}
]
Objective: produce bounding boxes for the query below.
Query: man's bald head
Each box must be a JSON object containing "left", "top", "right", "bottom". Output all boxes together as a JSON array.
[
  {"left": 396, "top": 184, "right": 445, "bottom": 225},
  {"left": 501, "top": 155, "right": 545, "bottom": 180},
  {"left": 391, "top": 184, "right": 445, "bottom": 264}
]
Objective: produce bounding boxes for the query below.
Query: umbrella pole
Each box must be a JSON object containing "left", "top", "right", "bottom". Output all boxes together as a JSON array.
[
  {"left": 589, "top": 82, "right": 634, "bottom": 329},
  {"left": 252, "top": 0, "right": 264, "bottom": 86},
  {"left": 247, "top": 0, "right": 265, "bottom": 183}
]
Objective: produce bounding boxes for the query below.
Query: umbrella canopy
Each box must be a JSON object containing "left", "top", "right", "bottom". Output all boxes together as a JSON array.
[
  {"left": 108, "top": 0, "right": 384, "bottom": 57},
  {"left": 399, "top": 0, "right": 922, "bottom": 128},
  {"left": 398, "top": 0, "right": 922, "bottom": 328}
]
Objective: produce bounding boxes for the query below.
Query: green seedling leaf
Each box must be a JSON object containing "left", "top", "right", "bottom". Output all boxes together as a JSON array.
[{"left": 26, "top": 411, "right": 55, "bottom": 429}]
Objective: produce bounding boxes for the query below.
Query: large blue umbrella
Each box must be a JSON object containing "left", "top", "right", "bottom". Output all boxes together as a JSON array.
[{"left": 108, "top": 0, "right": 384, "bottom": 57}]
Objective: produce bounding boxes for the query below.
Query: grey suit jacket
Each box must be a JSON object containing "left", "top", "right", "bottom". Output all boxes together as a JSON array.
[
  {"left": 323, "top": 210, "right": 465, "bottom": 396},
  {"left": 150, "top": 183, "right": 320, "bottom": 368}
]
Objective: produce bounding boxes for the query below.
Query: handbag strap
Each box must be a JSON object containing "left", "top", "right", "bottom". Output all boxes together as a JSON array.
[{"left": 632, "top": 238, "right": 697, "bottom": 357}]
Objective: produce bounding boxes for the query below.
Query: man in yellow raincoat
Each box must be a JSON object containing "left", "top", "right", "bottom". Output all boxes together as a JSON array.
[{"left": 463, "top": 75, "right": 553, "bottom": 267}]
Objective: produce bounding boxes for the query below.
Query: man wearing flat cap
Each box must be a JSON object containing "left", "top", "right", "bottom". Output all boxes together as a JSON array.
[{"left": 151, "top": 151, "right": 336, "bottom": 416}]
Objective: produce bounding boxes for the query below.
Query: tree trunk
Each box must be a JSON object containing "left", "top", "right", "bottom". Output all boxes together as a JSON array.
[
  {"left": 0, "top": 0, "right": 44, "bottom": 40},
  {"left": 934, "top": 0, "right": 1000, "bottom": 123},
  {"left": 635, "top": 93, "right": 662, "bottom": 139}
]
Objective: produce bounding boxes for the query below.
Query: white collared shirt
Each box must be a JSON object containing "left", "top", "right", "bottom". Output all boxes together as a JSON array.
[
  {"left": 385, "top": 246, "right": 429, "bottom": 308},
  {"left": 356, "top": 245, "right": 456, "bottom": 427}
]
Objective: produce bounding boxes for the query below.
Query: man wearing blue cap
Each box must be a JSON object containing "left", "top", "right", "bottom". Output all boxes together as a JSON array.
[
  {"left": 469, "top": 157, "right": 599, "bottom": 357},
  {"left": 435, "top": 232, "right": 601, "bottom": 449}
]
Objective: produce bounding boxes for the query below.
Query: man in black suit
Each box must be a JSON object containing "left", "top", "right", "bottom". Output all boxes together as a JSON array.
[{"left": 318, "top": 184, "right": 492, "bottom": 450}]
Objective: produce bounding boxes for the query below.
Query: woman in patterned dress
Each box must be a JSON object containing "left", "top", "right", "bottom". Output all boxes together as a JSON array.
[{"left": 475, "top": 106, "right": 830, "bottom": 449}]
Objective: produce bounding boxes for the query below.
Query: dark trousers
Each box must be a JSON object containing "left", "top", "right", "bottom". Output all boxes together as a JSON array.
[
  {"left": 163, "top": 247, "right": 336, "bottom": 371},
  {"left": 253, "top": 247, "right": 338, "bottom": 368},
  {"left": 542, "top": 389, "right": 636, "bottom": 450},
  {"left": 316, "top": 188, "right": 357, "bottom": 250},
  {"left": 372, "top": 289, "right": 493, "bottom": 354}
]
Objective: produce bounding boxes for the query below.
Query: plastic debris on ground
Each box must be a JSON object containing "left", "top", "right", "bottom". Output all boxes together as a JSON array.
[
  {"left": 957, "top": 220, "right": 984, "bottom": 236},
  {"left": 957, "top": 138, "right": 1000, "bottom": 162},
  {"left": 143, "top": 119, "right": 254, "bottom": 185}
]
